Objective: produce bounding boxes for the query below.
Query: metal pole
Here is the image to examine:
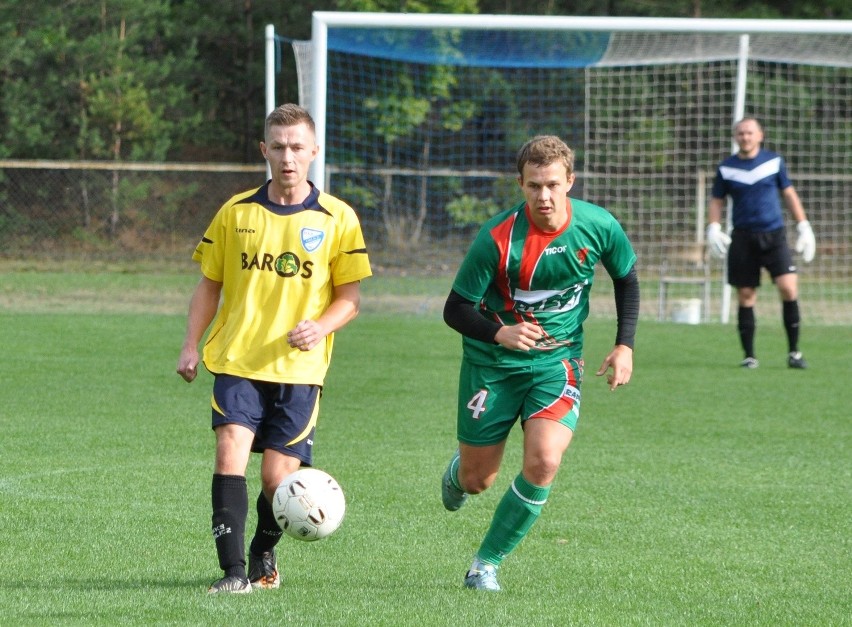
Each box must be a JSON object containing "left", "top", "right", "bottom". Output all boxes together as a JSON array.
[
  {"left": 265, "top": 24, "right": 275, "bottom": 181},
  {"left": 309, "top": 16, "right": 328, "bottom": 190},
  {"left": 720, "top": 33, "right": 750, "bottom": 324}
]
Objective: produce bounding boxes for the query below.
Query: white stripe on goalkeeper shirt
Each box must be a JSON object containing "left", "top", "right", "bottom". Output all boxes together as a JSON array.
[{"left": 719, "top": 157, "right": 781, "bottom": 186}]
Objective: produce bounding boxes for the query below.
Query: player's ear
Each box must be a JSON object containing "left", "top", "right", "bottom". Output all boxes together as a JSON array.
[
  {"left": 516, "top": 175, "right": 523, "bottom": 188},
  {"left": 566, "top": 172, "right": 576, "bottom": 190},
  {"left": 260, "top": 141, "right": 268, "bottom": 159}
]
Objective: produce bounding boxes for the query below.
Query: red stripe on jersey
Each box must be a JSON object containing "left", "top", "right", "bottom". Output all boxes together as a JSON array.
[
  {"left": 489, "top": 213, "right": 520, "bottom": 314},
  {"left": 518, "top": 204, "right": 571, "bottom": 289},
  {"left": 518, "top": 234, "right": 550, "bottom": 290},
  {"left": 517, "top": 205, "right": 571, "bottom": 331},
  {"left": 489, "top": 205, "right": 572, "bottom": 326},
  {"left": 516, "top": 226, "right": 559, "bottom": 339}
]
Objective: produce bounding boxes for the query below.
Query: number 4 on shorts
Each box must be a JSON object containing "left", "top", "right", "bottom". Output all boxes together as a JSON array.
[{"left": 467, "top": 390, "right": 488, "bottom": 420}]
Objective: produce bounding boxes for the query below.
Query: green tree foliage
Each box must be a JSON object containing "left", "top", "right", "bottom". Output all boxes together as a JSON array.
[
  {"left": 476, "top": 0, "right": 851, "bottom": 18},
  {"left": 0, "top": 1, "right": 201, "bottom": 161},
  {"left": 0, "top": 1, "right": 210, "bottom": 239},
  {"left": 0, "top": 0, "right": 848, "bottom": 165},
  {"left": 335, "top": 0, "right": 478, "bottom": 13},
  {"left": 329, "top": 0, "right": 481, "bottom": 248}
]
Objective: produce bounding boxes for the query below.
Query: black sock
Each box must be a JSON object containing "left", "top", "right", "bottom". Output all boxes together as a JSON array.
[
  {"left": 249, "top": 491, "right": 284, "bottom": 556},
  {"left": 737, "top": 306, "right": 756, "bottom": 358},
  {"left": 211, "top": 474, "right": 248, "bottom": 579},
  {"left": 783, "top": 300, "right": 800, "bottom": 353}
]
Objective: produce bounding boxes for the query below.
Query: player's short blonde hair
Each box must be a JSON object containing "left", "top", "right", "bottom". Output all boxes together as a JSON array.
[
  {"left": 265, "top": 104, "right": 316, "bottom": 140},
  {"left": 516, "top": 135, "right": 575, "bottom": 177},
  {"left": 734, "top": 116, "right": 764, "bottom": 133}
]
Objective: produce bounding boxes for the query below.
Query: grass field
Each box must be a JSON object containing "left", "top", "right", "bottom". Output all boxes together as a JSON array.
[{"left": 1, "top": 271, "right": 850, "bottom": 626}]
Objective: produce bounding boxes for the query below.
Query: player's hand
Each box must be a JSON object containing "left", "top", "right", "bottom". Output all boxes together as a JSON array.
[
  {"left": 494, "top": 322, "right": 542, "bottom": 351},
  {"left": 596, "top": 344, "right": 633, "bottom": 391},
  {"left": 795, "top": 220, "right": 816, "bottom": 263},
  {"left": 706, "top": 222, "right": 731, "bottom": 259},
  {"left": 176, "top": 348, "right": 199, "bottom": 383},
  {"left": 287, "top": 319, "right": 325, "bottom": 351}
]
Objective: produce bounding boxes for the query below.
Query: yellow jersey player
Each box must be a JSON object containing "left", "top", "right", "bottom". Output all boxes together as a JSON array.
[{"left": 177, "top": 104, "right": 371, "bottom": 594}]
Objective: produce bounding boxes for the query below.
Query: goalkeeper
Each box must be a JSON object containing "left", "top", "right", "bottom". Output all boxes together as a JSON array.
[{"left": 706, "top": 117, "right": 814, "bottom": 370}]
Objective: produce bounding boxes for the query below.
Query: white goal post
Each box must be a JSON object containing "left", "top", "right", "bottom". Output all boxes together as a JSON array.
[{"left": 268, "top": 14, "right": 852, "bottom": 325}]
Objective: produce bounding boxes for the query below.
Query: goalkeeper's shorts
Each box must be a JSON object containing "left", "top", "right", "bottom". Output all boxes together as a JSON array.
[{"left": 729, "top": 227, "right": 795, "bottom": 287}]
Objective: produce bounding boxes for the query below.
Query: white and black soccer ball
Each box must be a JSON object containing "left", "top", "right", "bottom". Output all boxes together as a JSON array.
[{"left": 272, "top": 468, "right": 346, "bottom": 541}]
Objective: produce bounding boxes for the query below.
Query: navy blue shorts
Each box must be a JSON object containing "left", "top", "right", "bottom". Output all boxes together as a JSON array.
[
  {"left": 211, "top": 374, "right": 320, "bottom": 465},
  {"left": 728, "top": 227, "right": 796, "bottom": 288}
]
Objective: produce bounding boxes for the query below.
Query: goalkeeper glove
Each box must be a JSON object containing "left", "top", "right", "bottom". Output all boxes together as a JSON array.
[
  {"left": 795, "top": 220, "right": 816, "bottom": 263},
  {"left": 705, "top": 222, "right": 731, "bottom": 259}
]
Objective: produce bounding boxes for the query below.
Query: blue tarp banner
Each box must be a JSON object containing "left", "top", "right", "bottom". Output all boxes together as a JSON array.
[{"left": 327, "top": 27, "right": 610, "bottom": 68}]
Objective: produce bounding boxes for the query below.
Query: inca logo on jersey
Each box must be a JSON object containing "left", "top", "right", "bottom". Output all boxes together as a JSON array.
[
  {"left": 576, "top": 247, "right": 589, "bottom": 264},
  {"left": 513, "top": 280, "right": 587, "bottom": 313},
  {"left": 301, "top": 228, "right": 325, "bottom": 253},
  {"left": 241, "top": 251, "right": 313, "bottom": 278}
]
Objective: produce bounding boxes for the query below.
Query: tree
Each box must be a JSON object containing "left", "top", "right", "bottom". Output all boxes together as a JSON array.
[
  {"left": 168, "top": 0, "right": 339, "bottom": 162},
  {"left": 1, "top": 1, "right": 200, "bottom": 161},
  {"left": 326, "top": 0, "right": 480, "bottom": 249},
  {"left": 0, "top": 1, "right": 203, "bottom": 237},
  {"left": 1, "top": 0, "right": 847, "bottom": 167}
]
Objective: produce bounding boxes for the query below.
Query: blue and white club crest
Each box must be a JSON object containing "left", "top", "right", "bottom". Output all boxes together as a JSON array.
[{"left": 300, "top": 227, "right": 325, "bottom": 252}]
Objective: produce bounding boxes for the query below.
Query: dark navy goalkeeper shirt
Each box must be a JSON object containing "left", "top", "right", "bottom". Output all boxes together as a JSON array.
[{"left": 711, "top": 148, "right": 791, "bottom": 232}]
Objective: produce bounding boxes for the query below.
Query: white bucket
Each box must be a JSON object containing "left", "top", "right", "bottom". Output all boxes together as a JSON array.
[{"left": 670, "top": 298, "right": 702, "bottom": 325}]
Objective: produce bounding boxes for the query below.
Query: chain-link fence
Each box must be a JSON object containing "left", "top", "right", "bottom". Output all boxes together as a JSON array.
[
  {"left": 2, "top": 160, "right": 849, "bottom": 325},
  {"left": 0, "top": 160, "right": 464, "bottom": 271},
  {"left": 0, "top": 161, "right": 267, "bottom": 262}
]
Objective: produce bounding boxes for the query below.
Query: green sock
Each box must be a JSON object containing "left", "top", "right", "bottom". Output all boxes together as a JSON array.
[
  {"left": 447, "top": 452, "right": 462, "bottom": 491},
  {"left": 476, "top": 473, "right": 551, "bottom": 566}
]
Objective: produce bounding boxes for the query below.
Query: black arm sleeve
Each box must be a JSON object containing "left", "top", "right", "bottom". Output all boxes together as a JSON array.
[
  {"left": 613, "top": 266, "right": 640, "bottom": 349},
  {"left": 443, "top": 289, "right": 502, "bottom": 344}
]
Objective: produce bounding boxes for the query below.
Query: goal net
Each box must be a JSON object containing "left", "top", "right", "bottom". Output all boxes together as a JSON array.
[{"left": 276, "top": 15, "right": 852, "bottom": 325}]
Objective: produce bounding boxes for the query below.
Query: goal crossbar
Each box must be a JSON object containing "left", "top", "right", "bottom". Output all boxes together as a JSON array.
[
  {"left": 298, "top": 14, "right": 852, "bottom": 192},
  {"left": 312, "top": 13, "right": 851, "bottom": 34}
]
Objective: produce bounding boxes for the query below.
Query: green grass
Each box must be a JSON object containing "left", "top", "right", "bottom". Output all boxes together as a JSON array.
[{"left": 0, "top": 276, "right": 850, "bottom": 625}]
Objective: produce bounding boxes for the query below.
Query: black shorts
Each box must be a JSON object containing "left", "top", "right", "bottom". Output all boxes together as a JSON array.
[
  {"left": 728, "top": 227, "right": 796, "bottom": 288},
  {"left": 211, "top": 373, "right": 320, "bottom": 465}
]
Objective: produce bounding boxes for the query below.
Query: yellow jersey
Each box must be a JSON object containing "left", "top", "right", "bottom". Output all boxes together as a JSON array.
[{"left": 192, "top": 182, "right": 372, "bottom": 384}]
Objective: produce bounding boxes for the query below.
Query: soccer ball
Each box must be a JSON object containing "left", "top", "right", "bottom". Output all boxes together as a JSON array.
[{"left": 272, "top": 468, "right": 346, "bottom": 541}]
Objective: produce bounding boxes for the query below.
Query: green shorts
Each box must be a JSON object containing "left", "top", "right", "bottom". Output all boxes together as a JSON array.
[{"left": 456, "top": 357, "right": 584, "bottom": 446}]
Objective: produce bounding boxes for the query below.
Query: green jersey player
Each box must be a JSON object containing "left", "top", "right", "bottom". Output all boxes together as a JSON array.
[
  {"left": 177, "top": 104, "right": 371, "bottom": 594},
  {"left": 441, "top": 135, "right": 639, "bottom": 591}
]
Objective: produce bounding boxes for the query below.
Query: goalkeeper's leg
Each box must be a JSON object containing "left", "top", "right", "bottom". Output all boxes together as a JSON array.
[{"left": 774, "top": 273, "right": 807, "bottom": 369}]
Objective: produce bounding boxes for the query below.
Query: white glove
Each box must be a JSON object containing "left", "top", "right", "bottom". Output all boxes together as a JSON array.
[
  {"left": 706, "top": 222, "right": 731, "bottom": 259},
  {"left": 795, "top": 220, "right": 816, "bottom": 263}
]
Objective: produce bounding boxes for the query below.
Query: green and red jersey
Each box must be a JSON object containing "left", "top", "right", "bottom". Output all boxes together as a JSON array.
[{"left": 452, "top": 198, "right": 636, "bottom": 365}]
